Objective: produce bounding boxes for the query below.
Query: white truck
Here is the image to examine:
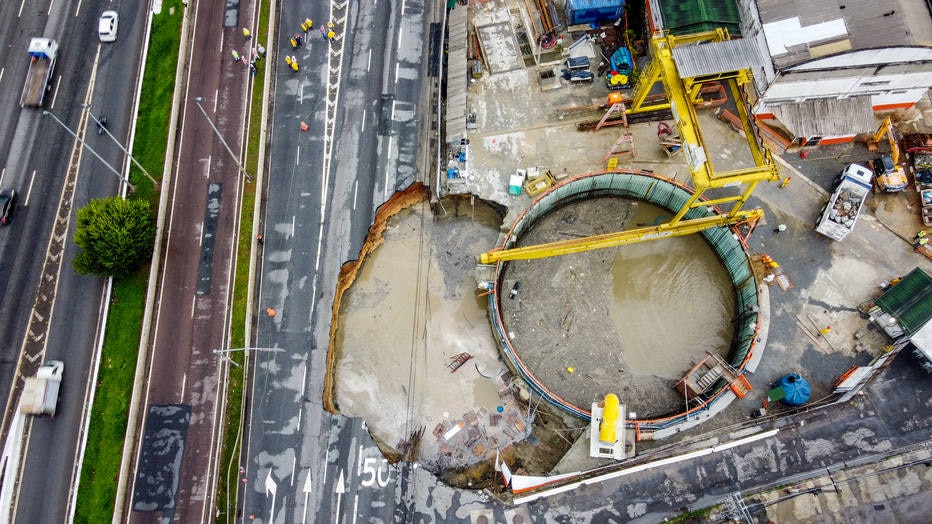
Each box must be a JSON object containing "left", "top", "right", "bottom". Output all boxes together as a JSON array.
[
  {"left": 815, "top": 163, "right": 873, "bottom": 241},
  {"left": 20, "top": 360, "right": 63, "bottom": 416},
  {"left": 20, "top": 37, "right": 58, "bottom": 108}
]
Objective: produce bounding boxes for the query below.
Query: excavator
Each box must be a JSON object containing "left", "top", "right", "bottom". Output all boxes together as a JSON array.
[{"left": 867, "top": 117, "right": 908, "bottom": 192}]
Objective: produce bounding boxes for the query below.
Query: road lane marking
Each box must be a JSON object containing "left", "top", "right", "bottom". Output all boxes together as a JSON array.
[
  {"left": 291, "top": 455, "right": 296, "bottom": 487},
  {"left": 296, "top": 146, "right": 300, "bottom": 166},
  {"left": 0, "top": 68, "right": 5, "bottom": 85},
  {"left": 25, "top": 171, "right": 36, "bottom": 207},
  {"left": 191, "top": 294, "right": 196, "bottom": 319},
  {"left": 352, "top": 494, "right": 358, "bottom": 524},
  {"left": 180, "top": 372, "right": 187, "bottom": 401},
  {"left": 384, "top": 136, "right": 393, "bottom": 199},
  {"left": 300, "top": 362, "right": 308, "bottom": 398},
  {"left": 353, "top": 179, "right": 358, "bottom": 210},
  {"left": 394, "top": 63, "right": 399, "bottom": 84},
  {"left": 361, "top": 111, "right": 366, "bottom": 130},
  {"left": 367, "top": 49, "right": 371, "bottom": 72},
  {"left": 18, "top": 0, "right": 25, "bottom": 17},
  {"left": 398, "top": 30, "right": 404, "bottom": 51},
  {"left": 50, "top": 75, "right": 62, "bottom": 109},
  {"left": 322, "top": 449, "right": 330, "bottom": 487}
]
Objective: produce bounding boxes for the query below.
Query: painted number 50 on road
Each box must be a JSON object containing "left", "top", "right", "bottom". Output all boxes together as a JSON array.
[{"left": 359, "top": 457, "right": 392, "bottom": 488}]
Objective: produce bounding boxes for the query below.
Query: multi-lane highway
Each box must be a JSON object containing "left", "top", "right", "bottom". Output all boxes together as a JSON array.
[
  {"left": 0, "top": 1, "right": 151, "bottom": 522},
  {"left": 242, "top": 0, "right": 442, "bottom": 521}
]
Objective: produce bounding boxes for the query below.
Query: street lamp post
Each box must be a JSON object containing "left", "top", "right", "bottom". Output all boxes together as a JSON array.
[
  {"left": 82, "top": 104, "right": 158, "bottom": 187},
  {"left": 42, "top": 109, "right": 136, "bottom": 192},
  {"left": 192, "top": 97, "right": 252, "bottom": 182}
]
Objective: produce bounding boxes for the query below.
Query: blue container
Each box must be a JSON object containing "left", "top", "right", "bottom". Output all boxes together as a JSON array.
[
  {"left": 776, "top": 373, "right": 811, "bottom": 406},
  {"left": 566, "top": 0, "right": 625, "bottom": 26}
]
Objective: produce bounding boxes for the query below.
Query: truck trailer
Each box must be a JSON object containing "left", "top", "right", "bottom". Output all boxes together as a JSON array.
[
  {"left": 815, "top": 163, "right": 873, "bottom": 241},
  {"left": 20, "top": 360, "right": 63, "bottom": 416},
  {"left": 21, "top": 37, "right": 58, "bottom": 108}
]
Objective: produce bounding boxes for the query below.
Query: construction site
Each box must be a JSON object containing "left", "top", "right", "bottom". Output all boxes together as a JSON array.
[{"left": 328, "top": 0, "right": 932, "bottom": 504}]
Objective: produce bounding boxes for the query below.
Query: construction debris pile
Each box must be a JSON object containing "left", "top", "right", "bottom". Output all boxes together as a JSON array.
[{"left": 825, "top": 189, "right": 864, "bottom": 228}]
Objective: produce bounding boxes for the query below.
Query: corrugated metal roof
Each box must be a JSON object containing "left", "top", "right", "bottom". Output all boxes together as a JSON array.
[
  {"left": 769, "top": 97, "right": 876, "bottom": 137},
  {"left": 876, "top": 267, "right": 932, "bottom": 337},
  {"left": 658, "top": 0, "right": 742, "bottom": 36},
  {"left": 786, "top": 47, "right": 932, "bottom": 71},
  {"left": 756, "top": 0, "right": 924, "bottom": 69},
  {"left": 445, "top": 6, "right": 469, "bottom": 143},
  {"left": 672, "top": 38, "right": 761, "bottom": 79}
]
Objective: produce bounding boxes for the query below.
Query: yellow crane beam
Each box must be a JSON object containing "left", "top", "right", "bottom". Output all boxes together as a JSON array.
[
  {"left": 479, "top": 208, "right": 763, "bottom": 264},
  {"left": 478, "top": 29, "right": 780, "bottom": 264}
]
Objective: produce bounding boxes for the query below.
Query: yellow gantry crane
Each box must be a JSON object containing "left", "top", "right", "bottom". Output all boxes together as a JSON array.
[{"left": 480, "top": 29, "right": 780, "bottom": 264}]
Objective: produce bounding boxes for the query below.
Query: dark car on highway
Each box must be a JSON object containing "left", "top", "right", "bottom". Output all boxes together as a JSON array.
[{"left": 0, "top": 190, "right": 17, "bottom": 225}]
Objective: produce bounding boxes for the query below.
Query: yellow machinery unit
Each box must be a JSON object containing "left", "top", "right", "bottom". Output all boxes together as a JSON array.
[
  {"left": 867, "top": 117, "right": 908, "bottom": 192},
  {"left": 480, "top": 30, "right": 779, "bottom": 264}
]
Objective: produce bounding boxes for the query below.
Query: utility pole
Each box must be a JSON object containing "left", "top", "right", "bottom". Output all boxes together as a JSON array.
[
  {"left": 82, "top": 104, "right": 158, "bottom": 187},
  {"left": 43, "top": 109, "right": 136, "bottom": 192},
  {"left": 192, "top": 96, "right": 253, "bottom": 182}
]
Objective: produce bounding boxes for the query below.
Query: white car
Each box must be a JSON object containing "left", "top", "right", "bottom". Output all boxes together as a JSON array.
[{"left": 99, "top": 10, "right": 119, "bottom": 42}]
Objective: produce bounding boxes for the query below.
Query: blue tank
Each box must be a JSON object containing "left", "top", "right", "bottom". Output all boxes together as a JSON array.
[{"left": 777, "top": 373, "right": 811, "bottom": 406}]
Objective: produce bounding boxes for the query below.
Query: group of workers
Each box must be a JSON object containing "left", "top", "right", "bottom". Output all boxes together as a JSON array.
[
  {"left": 914, "top": 230, "right": 928, "bottom": 251},
  {"left": 235, "top": 17, "right": 338, "bottom": 74},
  {"left": 285, "top": 19, "right": 337, "bottom": 71}
]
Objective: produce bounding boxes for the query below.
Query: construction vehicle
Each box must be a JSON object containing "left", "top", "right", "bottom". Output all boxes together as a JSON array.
[
  {"left": 605, "top": 47, "right": 633, "bottom": 89},
  {"left": 815, "top": 163, "right": 873, "bottom": 241},
  {"left": 480, "top": 29, "right": 779, "bottom": 264},
  {"left": 20, "top": 38, "right": 58, "bottom": 108},
  {"left": 20, "top": 360, "right": 64, "bottom": 416},
  {"left": 866, "top": 117, "right": 908, "bottom": 192}
]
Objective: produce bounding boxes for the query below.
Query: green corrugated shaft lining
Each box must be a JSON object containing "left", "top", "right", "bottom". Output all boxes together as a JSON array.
[{"left": 497, "top": 171, "right": 757, "bottom": 380}]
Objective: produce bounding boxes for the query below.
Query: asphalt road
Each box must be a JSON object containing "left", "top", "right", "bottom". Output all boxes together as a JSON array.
[
  {"left": 241, "top": 0, "right": 434, "bottom": 521},
  {"left": 0, "top": 0, "right": 148, "bottom": 522},
  {"left": 123, "top": 1, "right": 256, "bottom": 522}
]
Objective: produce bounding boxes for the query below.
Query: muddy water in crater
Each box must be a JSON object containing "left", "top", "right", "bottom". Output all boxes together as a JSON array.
[
  {"left": 610, "top": 204, "right": 735, "bottom": 379},
  {"left": 500, "top": 197, "right": 737, "bottom": 418},
  {"left": 334, "top": 201, "right": 506, "bottom": 460}
]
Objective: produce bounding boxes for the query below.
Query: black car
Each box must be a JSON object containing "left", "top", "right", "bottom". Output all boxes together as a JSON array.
[{"left": 0, "top": 190, "right": 17, "bottom": 225}]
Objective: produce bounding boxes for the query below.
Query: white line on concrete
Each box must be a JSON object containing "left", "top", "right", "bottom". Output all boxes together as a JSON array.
[
  {"left": 357, "top": 444, "right": 364, "bottom": 476},
  {"left": 24, "top": 170, "right": 36, "bottom": 207},
  {"left": 300, "top": 364, "right": 308, "bottom": 398},
  {"left": 322, "top": 449, "right": 330, "bottom": 488},
  {"left": 513, "top": 429, "right": 780, "bottom": 505}
]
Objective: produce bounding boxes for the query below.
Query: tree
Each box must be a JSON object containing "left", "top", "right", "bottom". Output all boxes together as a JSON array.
[{"left": 73, "top": 197, "right": 156, "bottom": 279}]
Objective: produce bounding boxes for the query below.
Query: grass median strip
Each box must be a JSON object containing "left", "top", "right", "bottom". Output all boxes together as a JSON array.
[{"left": 73, "top": 1, "right": 181, "bottom": 521}]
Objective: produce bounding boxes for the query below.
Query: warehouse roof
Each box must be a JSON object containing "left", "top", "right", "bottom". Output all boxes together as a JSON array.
[{"left": 875, "top": 267, "right": 932, "bottom": 338}]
